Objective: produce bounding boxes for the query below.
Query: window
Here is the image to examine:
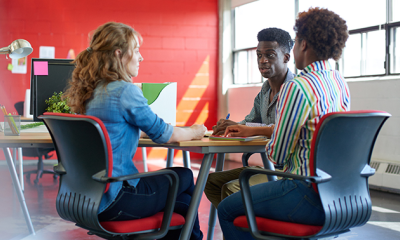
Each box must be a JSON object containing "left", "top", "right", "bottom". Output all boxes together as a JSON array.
[
  {"left": 232, "top": 0, "right": 400, "bottom": 84},
  {"left": 391, "top": 26, "right": 400, "bottom": 73},
  {"left": 342, "top": 34, "right": 362, "bottom": 77},
  {"left": 298, "top": 0, "right": 386, "bottom": 30},
  {"left": 393, "top": 0, "right": 400, "bottom": 22},
  {"left": 233, "top": 0, "right": 296, "bottom": 84},
  {"left": 363, "top": 30, "right": 386, "bottom": 75},
  {"left": 234, "top": 1, "right": 295, "bottom": 50}
]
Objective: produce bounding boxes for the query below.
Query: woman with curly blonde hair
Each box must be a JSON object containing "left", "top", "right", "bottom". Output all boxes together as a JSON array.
[
  {"left": 64, "top": 22, "right": 140, "bottom": 114},
  {"left": 218, "top": 8, "right": 350, "bottom": 239},
  {"left": 65, "top": 22, "right": 205, "bottom": 240}
]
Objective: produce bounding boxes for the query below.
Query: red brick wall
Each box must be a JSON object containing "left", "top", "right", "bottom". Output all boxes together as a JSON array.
[{"left": 0, "top": 0, "right": 218, "bottom": 161}]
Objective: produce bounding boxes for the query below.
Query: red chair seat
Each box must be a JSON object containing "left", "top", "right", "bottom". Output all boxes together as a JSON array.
[
  {"left": 233, "top": 216, "right": 322, "bottom": 237},
  {"left": 100, "top": 212, "right": 185, "bottom": 233}
]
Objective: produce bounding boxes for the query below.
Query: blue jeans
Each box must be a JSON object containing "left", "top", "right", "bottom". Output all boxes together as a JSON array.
[
  {"left": 98, "top": 167, "right": 203, "bottom": 240},
  {"left": 217, "top": 179, "right": 324, "bottom": 240}
]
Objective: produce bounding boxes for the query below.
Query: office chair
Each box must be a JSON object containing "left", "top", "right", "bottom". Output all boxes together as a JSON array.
[
  {"left": 234, "top": 110, "right": 391, "bottom": 239},
  {"left": 14, "top": 101, "right": 57, "bottom": 184},
  {"left": 40, "top": 112, "right": 185, "bottom": 239}
]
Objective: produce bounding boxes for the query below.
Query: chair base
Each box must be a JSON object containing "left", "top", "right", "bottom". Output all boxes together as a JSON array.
[
  {"left": 235, "top": 226, "right": 341, "bottom": 240},
  {"left": 87, "top": 225, "right": 184, "bottom": 240},
  {"left": 24, "top": 154, "right": 58, "bottom": 184},
  {"left": 25, "top": 169, "right": 58, "bottom": 184},
  {"left": 22, "top": 148, "right": 57, "bottom": 184}
]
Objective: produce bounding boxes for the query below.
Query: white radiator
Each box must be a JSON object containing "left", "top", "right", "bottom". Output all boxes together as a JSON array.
[{"left": 369, "top": 160, "right": 400, "bottom": 193}]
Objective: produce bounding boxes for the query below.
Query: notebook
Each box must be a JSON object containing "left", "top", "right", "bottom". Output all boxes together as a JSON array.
[{"left": 209, "top": 135, "right": 268, "bottom": 142}]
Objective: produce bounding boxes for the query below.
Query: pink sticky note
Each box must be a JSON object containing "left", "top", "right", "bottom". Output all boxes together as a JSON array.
[{"left": 33, "top": 61, "right": 48, "bottom": 75}]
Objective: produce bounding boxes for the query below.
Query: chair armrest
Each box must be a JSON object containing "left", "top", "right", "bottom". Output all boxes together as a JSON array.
[
  {"left": 92, "top": 169, "right": 180, "bottom": 239},
  {"left": 53, "top": 163, "right": 66, "bottom": 175},
  {"left": 238, "top": 168, "right": 270, "bottom": 239},
  {"left": 239, "top": 167, "right": 331, "bottom": 184},
  {"left": 241, "top": 152, "right": 283, "bottom": 170},
  {"left": 237, "top": 167, "right": 330, "bottom": 239},
  {"left": 360, "top": 164, "right": 376, "bottom": 177},
  {"left": 92, "top": 169, "right": 178, "bottom": 183}
]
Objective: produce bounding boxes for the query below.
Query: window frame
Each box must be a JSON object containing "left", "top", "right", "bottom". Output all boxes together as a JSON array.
[
  {"left": 231, "top": 0, "right": 400, "bottom": 84},
  {"left": 344, "top": 21, "right": 400, "bottom": 79}
]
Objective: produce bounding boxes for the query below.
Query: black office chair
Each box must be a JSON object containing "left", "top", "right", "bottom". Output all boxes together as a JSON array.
[
  {"left": 14, "top": 101, "right": 57, "bottom": 184},
  {"left": 40, "top": 112, "right": 185, "bottom": 239},
  {"left": 234, "top": 110, "right": 391, "bottom": 239}
]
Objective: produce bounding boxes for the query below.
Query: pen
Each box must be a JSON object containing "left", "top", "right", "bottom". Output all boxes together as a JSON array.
[{"left": 225, "top": 113, "right": 230, "bottom": 120}]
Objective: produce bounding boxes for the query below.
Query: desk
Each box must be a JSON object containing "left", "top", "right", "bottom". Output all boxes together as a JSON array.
[
  {"left": 1, "top": 133, "right": 272, "bottom": 240},
  {"left": 0, "top": 132, "right": 53, "bottom": 235},
  {"left": 21, "top": 117, "right": 34, "bottom": 122}
]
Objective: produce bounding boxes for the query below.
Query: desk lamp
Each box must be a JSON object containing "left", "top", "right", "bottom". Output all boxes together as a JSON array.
[{"left": 0, "top": 39, "right": 33, "bottom": 58}]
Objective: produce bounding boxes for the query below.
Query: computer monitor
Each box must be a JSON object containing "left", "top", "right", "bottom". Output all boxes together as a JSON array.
[{"left": 30, "top": 58, "right": 75, "bottom": 121}]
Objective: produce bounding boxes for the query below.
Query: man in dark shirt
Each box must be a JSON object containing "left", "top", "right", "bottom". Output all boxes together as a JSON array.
[{"left": 206, "top": 27, "right": 295, "bottom": 208}]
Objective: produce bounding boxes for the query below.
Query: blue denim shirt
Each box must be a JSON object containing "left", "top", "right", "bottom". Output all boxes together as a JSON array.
[{"left": 86, "top": 80, "right": 173, "bottom": 213}]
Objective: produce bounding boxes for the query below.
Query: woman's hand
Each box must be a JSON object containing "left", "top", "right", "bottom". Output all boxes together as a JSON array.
[
  {"left": 167, "top": 124, "right": 207, "bottom": 143},
  {"left": 190, "top": 124, "right": 207, "bottom": 140}
]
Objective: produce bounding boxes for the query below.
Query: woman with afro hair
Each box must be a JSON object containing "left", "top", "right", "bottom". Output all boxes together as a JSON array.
[{"left": 218, "top": 7, "right": 350, "bottom": 240}]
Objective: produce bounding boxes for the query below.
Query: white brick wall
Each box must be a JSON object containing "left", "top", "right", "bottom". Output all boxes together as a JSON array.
[
  {"left": 225, "top": 78, "right": 400, "bottom": 166},
  {"left": 348, "top": 78, "right": 400, "bottom": 164}
]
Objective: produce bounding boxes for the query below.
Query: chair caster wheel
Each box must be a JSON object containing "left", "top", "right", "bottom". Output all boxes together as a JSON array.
[{"left": 34, "top": 179, "right": 39, "bottom": 184}]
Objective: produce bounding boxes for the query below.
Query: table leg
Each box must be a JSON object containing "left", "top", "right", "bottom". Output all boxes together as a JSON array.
[
  {"left": 207, "top": 153, "right": 225, "bottom": 240},
  {"left": 18, "top": 148, "right": 24, "bottom": 191},
  {"left": 166, "top": 149, "right": 174, "bottom": 168},
  {"left": 182, "top": 151, "right": 191, "bottom": 169},
  {"left": 12, "top": 148, "right": 17, "bottom": 166},
  {"left": 3, "top": 147, "right": 35, "bottom": 235},
  {"left": 260, "top": 152, "right": 277, "bottom": 181},
  {"left": 141, "top": 147, "right": 148, "bottom": 172},
  {"left": 180, "top": 153, "right": 214, "bottom": 240}
]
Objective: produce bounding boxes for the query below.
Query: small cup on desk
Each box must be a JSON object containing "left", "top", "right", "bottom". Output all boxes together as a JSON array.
[{"left": 4, "top": 115, "right": 21, "bottom": 136}]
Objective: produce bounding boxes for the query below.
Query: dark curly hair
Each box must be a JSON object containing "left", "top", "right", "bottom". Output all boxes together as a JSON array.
[
  {"left": 257, "top": 27, "right": 293, "bottom": 54},
  {"left": 294, "top": 7, "right": 348, "bottom": 61}
]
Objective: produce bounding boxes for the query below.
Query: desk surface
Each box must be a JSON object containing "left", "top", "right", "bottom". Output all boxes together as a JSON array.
[
  {"left": 21, "top": 117, "right": 33, "bottom": 122},
  {"left": 139, "top": 137, "right": 269, "bottom": 147},
  {"left": 0, "top": 132, "right": 269, "bottom": 147},
  {"left": 0, "top": 132, "right": 53, "bottom": 144}
]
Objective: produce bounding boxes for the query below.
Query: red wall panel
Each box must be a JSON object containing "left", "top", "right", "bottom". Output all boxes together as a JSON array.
[{"left": 0, "top": 0, "right": 218, "bottom": 161}]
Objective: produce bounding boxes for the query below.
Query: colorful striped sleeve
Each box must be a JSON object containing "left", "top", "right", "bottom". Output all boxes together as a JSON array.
[{"left": 266, "top": 80, "right": 312, "bottom": 167}]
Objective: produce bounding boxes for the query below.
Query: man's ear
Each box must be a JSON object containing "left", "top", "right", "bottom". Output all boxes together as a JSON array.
[{"left": 283, "top": 53, "right": 290, "bottom": 63}]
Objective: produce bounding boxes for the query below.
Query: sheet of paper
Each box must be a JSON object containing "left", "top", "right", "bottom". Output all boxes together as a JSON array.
[
  {"left": 209, "top": 135, "right": 268, "bottom": 142},
  {"left": 11, "top": 57, "right": 27, "bottom": 74},
  {"left": 39, "top": 46, "right": 55, "bottom": 58}
]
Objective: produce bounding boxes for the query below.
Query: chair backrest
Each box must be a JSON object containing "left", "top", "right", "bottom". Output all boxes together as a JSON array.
[
  {"left": 40, "top": 112, "right": 113, "bottom": 233},
  {"left": 309, "top": 110, "right": 390, "bottom": 236}
]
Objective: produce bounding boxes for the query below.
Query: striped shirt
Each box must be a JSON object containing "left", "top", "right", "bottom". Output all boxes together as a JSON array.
[{"left": 266, "top": 60, "right": 350, "bottom": 176}]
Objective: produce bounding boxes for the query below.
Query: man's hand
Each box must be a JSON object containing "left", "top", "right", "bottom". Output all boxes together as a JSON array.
[
  {"left": 224, "top": 125, "right": 255, "bottom": 137},
  {"left": 224, "top": 125, "right": 275, "bottom": 138},
  {"left": 212, "top": 119, "right": 238, "bottom": 136}
]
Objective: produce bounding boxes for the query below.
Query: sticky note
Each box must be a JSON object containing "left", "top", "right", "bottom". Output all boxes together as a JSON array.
[
  {"left": 33, "top": 61, "right": 48, "bottom": 75},
  {"left": 7, "top": 64, "right": 13, "bottom": 71}
]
